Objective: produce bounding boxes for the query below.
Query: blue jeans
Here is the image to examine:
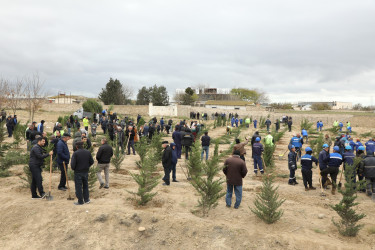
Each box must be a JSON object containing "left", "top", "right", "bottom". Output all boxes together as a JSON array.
[
  {"left": 201, "top": 146, "right": 209, "bottom": 160},
  {"left": 253, "top": 155, "right": 263, "bottom": 173},
  {"left": 74, "top": 172, "right": 89, "bottom": 204},
  {"left": 226, "top": 184, "right": 242, "bottom": 208}
]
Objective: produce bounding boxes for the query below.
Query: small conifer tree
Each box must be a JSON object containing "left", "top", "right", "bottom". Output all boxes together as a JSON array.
[
  {"left": 187, "top": 140, "right": 203, "bottom": 178},
  {"left": 251, "top": 174, "right": 285, "bottom": 224},
  {"left": 331, "top": 164, "right": 366, "bottom": 237},
  {"left": 263, "top": 144, "right": 275, "bottom": 168},
  {"left": 111, "top": 137, "right": 125, "bottom": 172},
  {"left": 129, "top": 134, "right": 162, "bottom": 206},
  {"left": 189, "top": 148, "right": 225, "bottom": 216},
  {"left": 88, "top": 166, "right": 98, "bottom": 192}
]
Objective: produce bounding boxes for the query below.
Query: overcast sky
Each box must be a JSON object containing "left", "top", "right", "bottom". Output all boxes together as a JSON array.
[{"left": 1, "top": 0, "right": 375, "bottom": 105}]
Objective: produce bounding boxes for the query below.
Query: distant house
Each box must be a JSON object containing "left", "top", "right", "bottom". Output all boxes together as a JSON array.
[
  {"left": 297, "top": 101, "right": 353, "bottom": 110},
  {"left": 204, "top": 100, "right": 253, "bottom": 110}
]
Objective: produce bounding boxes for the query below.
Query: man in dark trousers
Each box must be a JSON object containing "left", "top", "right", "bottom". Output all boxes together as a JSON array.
[
  {"left": 359, "top": 152, "right": 375, "bottom": 196},
  {"left": 223, "top": 150, "right": 248, "bottom": 209},
  {"left": 253, "top": 137, "right": 264, "bottom": 175},
  {"left": 324, "top": 146, "right": 343, "bottom": 195},
  {"left": 201, "top": 131, "right": 210, "bottom": 161},
  {"left": 288, "top": 118, "right": 293, "bottom": 132},
  {"left": 71, "top": 141, "right": 94, "bottom": 205},
  {"left": 29, "top": 137, "right": 53, "bottom": 199},
  {"left": 265, "top": 118, "right": 271, "bottom": 132},
  {"left": 126, "top": 125, "right": 136, "bottom": 155},
  {"left": 181, "top": 128, "right": 194, "bottom": 159},
  {"left": 56, "top": 133, "right": 71, "bottom": 191},
  {"left": 288, "top": 145, "right": 298, "bottom": 185},
  {"left": 162, "top": 141, "right": 172, "bottom": 186},
  {"left": 172, "top": 126, "right": 182, "bottom": 159},
  {"left": 96, "top": 138, "right": 114, "bottom": 189},
  {"left": 300, "top": 147, "right": 318, "bottom": 191},
  {"left": 6, "top": 116, "right": 14, "bottom": 137}
]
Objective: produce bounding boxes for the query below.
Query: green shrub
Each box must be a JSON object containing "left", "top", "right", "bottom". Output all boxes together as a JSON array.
[{"left": 83, "top": 98, "right": 103, "bottom": 113}]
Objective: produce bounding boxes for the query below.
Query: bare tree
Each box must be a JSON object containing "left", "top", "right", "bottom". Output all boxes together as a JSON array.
[
  {"left": 0, "top": 78, "right": 9, "bottom": 110},
  {"left": 24, "top": 73, "right": 46, "bottom": 122},
  {"left": 7, "top": 78, "right": 24, "bottom": 115},
  {"left": 122, "top": 84, "right": 134, "bottom": 104}
]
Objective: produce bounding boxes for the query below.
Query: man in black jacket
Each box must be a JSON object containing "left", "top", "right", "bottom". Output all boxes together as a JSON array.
[
  {"left": 359, "top": 152, "right": 375, "bottom": 196},
  {"left": 162, "top": 141, "right": 172, "bottom": 186},
  {"left": 96, "top": 138, "right": 114, "bottom": 189},
  {"left": 126, "top": 126, "right": 136, "bottom": 155},
  {"left": 181, "top": 128, "right": 194, "bottom": 159},
  {"left": 201, "top": 132, "right": 210, "bottom": 160},
  {"left": 29, "top": 137, "right": 53, "bottom": 199},
  {"left": 71, "top": 141, "right": 94, "bottom": 205}
]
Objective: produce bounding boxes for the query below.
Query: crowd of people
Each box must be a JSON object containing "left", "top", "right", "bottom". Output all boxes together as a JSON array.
[{"left": 2, "top": 110, "right": 373, "bottom": 209}]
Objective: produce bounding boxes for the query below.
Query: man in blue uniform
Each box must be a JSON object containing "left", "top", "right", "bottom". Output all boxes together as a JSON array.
[
  {"left": 288, "top": 145, "right": 298, "bottom": 185},
  {"left": 300, "top": 147, "right": 318, "bottom": 191}
]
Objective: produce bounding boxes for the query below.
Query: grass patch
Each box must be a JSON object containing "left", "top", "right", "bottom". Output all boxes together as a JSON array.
[
  {"left": 367, "top": 226, "right": 375, "bottom": 234},
  {"left": 313, "top": 228, "right": 325, "bottom": 234}
]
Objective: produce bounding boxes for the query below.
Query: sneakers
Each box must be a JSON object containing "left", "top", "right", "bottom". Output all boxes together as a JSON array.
[
  {"left": 74, "top": 202, "right": 84, "bottom": 206},
  {"left": 85, "top": 200, "right": 91, "bottom": 204},
  {"left": 99, "top": 183, "right": 105, "bottom": 189},
  {"left": 309, "top": 186, "right": 317, "bottom": 190},
  {"left": 58, "top": 187, "right": 67, "bottom": 191},
  {"left": 172, "top": 180, "right": 179, "bottom": 182},
  {"left": 104, "top": 186, "right": 109, "bottom": 189}
]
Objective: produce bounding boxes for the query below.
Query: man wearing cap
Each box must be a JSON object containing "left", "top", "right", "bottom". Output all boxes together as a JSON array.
[
  {"left": 223, "top": 150, "right": 248, "bottom": 209},
  {"left": 288, "top": 145, "right": 298, "bottom": 185},
  {"left": 300, "top": 147, "right": 318, "bottom": 191},
  {"left": 233, "top": 137, "right": 249, "bottom": 162},
  {"left": 252, "top": 137, "right": 264, "bottom": 175},
  {"left": 56, "top": 133, "right": 71, "bottom": 191},
  {"left": 319, "top": 144, "right": 330, "bottom": 187},
  {"left": 343, "top": 145, "right": 356, "bottom": 184},
  {"left": 355, "top": 139, "right": 363, "bottom": 152},
  {"left": 324, "top": 146, "right": 343, "bottom": 195},
  {"left": 162, "top": 141, "right": 172, "bottom": 186},
  {"left": 71, "top": 141, "right": 94, "bottom": 205},
  {"left": 301, "top": 128, "right": 308, "bottom": 143},
  {"left": 365, "top": 138, "right": 375, "bottom": 155}
]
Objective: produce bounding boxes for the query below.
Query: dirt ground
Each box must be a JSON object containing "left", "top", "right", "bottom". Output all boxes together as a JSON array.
[{"left": 1, "top": 110, "right": 375, "bottom": 250}]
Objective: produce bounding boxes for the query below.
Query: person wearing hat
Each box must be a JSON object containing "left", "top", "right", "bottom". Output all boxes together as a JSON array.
[
  {"left": 324, "top": 146, "right": 343, "bottom": 195},
  {"left": 300, "top": 147, "right": 318, "bottom": 191},
  {"left": 161, "top": 141, "right": 172, "bottom": 185},
  {"left": 252, "top": 137, "right": 264, "bottom": 175},
  {"left": 288, "top": 145, "right": 298, "bottom": 185},
  {"left": 319, "top": 144, "right": 330, "bottom": 189},
  {"left": 223, "top": 150, "right": 248, "bottom": 209},
  {"left": 365, "top": 138, "right": 375, "bottom": 156},
  {"left": 71, "top": 141, "right": 94, "bottom": 205},
  {"left": 343, "top": 145, "right": 356, "bottom": 185},
  {"left": 56, "top": 133, "right": 71, "bottom": 191},
  {"left": 355, "top": 139, "right": 363, "bottom": 152},
  {"left": 233, "top": 137, "right": 249, "bottom": 162}
]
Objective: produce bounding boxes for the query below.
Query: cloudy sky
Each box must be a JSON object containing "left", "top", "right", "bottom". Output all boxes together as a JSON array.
[{"left": 1, "top": 0, "right": 375, "bottom": 105}]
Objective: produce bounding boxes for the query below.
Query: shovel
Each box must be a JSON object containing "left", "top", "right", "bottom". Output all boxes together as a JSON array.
[
  {"left": 63, "top": 162, "right": 74, "bottom": 200},
  {"left": 278, "top": 149, "right": 289, "bottom": 160},
  {"left": 46, "top": 155, "right": 54, "bottom": 201}
]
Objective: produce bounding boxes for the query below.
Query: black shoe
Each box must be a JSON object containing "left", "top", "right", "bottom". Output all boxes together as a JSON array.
[
  {"left": 226, "top": 205, "right": 231, "bottom": 208},
  {"left": 172, "top": 180, "right": 179, "bottom": 182},
  {"left": 32, "top": 196, "right": 42, "bottom": 199},
  {"left": 58, "top": 187, "right": 67, "bottom": 191},
  {"left": 40, "top": 193, "right": 47, "bottom": 199},
  {"left": 288, "top": 182, "right": 295, "bottom": 186},
  {"left": 162, "top": 183, "right": 170, "bottom": 186},
  {"left": 234, "top": 206, "right": 239, "bottom": 209},
  {"left": 104, "top": 186, "right": 109, "bottom": 189},
  {"left": 294, "top": 181, "right": 299, "bottom": 185},
  {"left": 85, "top": 200, "right": 91, "bottom": 204},
  {"left": 74, "top": 202, "right": 84, "bottom": 205},
  {"left": 99, "top": 183, "right": 104, "bottom": 189}
]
